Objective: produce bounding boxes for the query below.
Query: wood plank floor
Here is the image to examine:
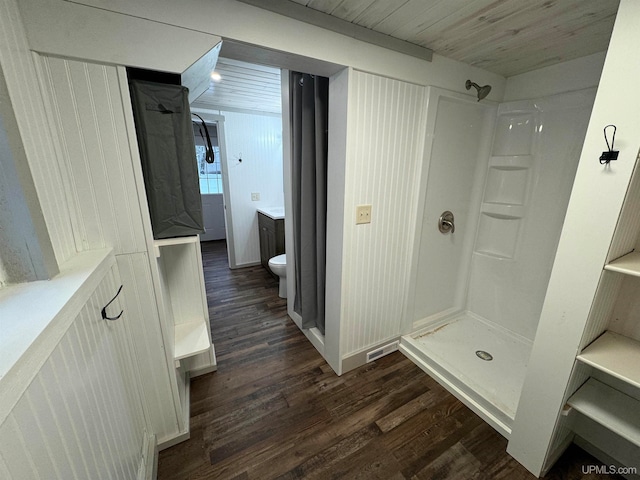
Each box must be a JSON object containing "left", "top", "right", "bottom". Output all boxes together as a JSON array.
[{"left": 157, "top": 240, "right": 621, "bottom": 480}]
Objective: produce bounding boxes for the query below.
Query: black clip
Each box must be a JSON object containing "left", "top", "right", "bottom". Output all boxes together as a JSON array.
[
  {"left": 600, "top": 125, "right": 619, "bottom": 164},
  {"left": 101, "top": 285, "right": 124, "bottom": 321}
]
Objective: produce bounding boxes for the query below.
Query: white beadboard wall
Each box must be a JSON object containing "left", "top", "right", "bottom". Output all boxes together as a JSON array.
[
  {"left": 116, "top": 253, "right": 180, "bottom": 442},
  {"left": 220, "top": 110, "right": 284, "bottom": 266},
  {"left": 35, "top": 54, "right": 183, "bottom": 442},
  {"left": 340, "top": 70, "right": 426, "bottom": 357},
  {"left": 36, "top": 55, "right": 147, "bottom": 255},
  {"left": 0, "top": 265, "right": 148, "bottom": 479},
  {"left": 580, "top": 272, "right": 624, "bottom": 349},
  {"left": 0, "top": 0, "right": 76, "bottom": 265},
  {"left": 607, "top": 150, "right": 640, "bottom": 262},
  {"left": 579, "top": 151, "right": 640, "bottom": 347}
]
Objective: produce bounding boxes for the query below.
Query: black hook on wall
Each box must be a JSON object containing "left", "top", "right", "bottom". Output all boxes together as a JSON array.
[
  {"left": 101, "top": 285, "right": 124, "bottom": 321},
  {"left": 599, "top": 125, "right": 619, "bottom": 164}
]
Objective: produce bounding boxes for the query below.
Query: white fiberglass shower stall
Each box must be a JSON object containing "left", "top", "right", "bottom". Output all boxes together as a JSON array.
[{"left": 401, "top": 86, "right": 596, "bottom": 436}]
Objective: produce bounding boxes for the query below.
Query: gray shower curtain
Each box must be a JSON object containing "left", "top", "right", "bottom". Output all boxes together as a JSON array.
[{"left": 291, "top": 71, "right": 328, "bottom": 334}]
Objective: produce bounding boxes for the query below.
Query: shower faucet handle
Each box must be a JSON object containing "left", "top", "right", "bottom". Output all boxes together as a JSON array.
[{"left": 438, "top": 211, "right": 455, "bottom": 234}]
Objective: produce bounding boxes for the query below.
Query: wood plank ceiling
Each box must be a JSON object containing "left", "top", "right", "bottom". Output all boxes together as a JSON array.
[
  {"left": 193, "top": 0, "right": 620, "bottom": 113},
  {"left": 191, "top": 57, "right": 282, "bottom": 115},
  {"left": 284, "top": 0, "right": 619, "bottom": 77}
]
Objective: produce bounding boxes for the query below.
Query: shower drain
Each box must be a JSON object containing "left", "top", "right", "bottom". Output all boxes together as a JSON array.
[{"left": 475, "top": 350, "right": 493, "bottom": 361}]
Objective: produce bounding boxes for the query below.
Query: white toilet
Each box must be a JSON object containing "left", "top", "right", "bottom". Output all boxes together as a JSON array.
[{"left": 268, "top": 254, "right": 287, "bottom": 298}]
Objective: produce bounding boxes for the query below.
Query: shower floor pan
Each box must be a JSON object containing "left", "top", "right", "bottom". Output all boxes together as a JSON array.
[{"left": 400, "top": 313, "right": 532, "bottom": 438}]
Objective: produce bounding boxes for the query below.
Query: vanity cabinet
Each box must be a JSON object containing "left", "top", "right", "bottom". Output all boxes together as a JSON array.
[{"left": 258, "top": 212, "right": 285, "bottom": 273}]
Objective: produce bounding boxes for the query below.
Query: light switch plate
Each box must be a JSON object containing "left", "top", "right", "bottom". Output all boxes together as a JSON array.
[
  {"left": 251, "top": 192, "right": 260, "bottom": 201},
  {"left": 356, "top": 204, "right": 372, "bottom": 224}
]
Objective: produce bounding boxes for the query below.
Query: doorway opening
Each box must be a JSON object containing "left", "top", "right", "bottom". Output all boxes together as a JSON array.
[{"left": 194, "top": 122, "right": 226, "bottom": 243}]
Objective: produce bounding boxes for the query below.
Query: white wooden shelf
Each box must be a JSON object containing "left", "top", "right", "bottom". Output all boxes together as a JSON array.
[
  {"left": 567, "top": 378, "right": 640, "bottom": 448},
  {"left": 154, "top": 236, "right": 198, "bottom": 248},
  {"left": 604, "top": 251, "right": 640, "bottom": 277},
  {"left": 174, "top": 321, "right": 211, "bottom": 361},
  {"left": 153, "top": 236, "right": 199, "bottom": 258},
  {"left": 577, "top": 331, "right": 640, "bottom": 389}
]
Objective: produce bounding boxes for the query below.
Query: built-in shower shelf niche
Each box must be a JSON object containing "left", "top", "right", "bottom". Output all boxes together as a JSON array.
[
  {"left": 481, "top": 203, "right": 525, "bottom": 219},
  {"left": 475, "top": 213, "right": 522, "bottom": 260},
  {"left": 484, "top": 156, "right": 532, "bottom": 206},
  {"left": 489, "top": 155, "right": 532, "bottom": 170},
  {"left": 475, "top": 203, "right": 524, "bottom": 259},
  {"left": 604, "top": 251, "right": 640, "bottom": 277}
]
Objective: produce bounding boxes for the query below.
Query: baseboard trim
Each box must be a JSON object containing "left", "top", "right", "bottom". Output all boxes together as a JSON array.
[
  {"left": 189, "top": 364, "right": 217, "bottom": 378},
  {"left": 158, "top": 429, "right": 190, "bottom": 451},
  {"left": 341, "top": 336, "right": 401, "bottom": 374},
  {"left": 158, "top": 374, "right": 192, "bottom": 451}
]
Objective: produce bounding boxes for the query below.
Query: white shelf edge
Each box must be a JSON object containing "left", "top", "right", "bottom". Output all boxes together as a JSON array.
[
  {"left": 567, "top": 378, "right": 640, "bottom": 448},
  {"left": 604, "top": 251, "right": 640, "bottom": 277},
  {"left": 154, "top": 236, "right": 199, "bottom": 248},
  {"left": 174, "top": 320, "right": 211, "bottom": 361},
  {"left": 577, "top": 331, "right": 640, "bottom": 389},
  {"left": 153, "top": 235, "right": 199, "bottom": 258}
]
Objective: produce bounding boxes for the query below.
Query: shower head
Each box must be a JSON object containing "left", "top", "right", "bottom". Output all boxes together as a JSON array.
[{"left": 465, "top": 79, "right": 492, "bottom": 101}]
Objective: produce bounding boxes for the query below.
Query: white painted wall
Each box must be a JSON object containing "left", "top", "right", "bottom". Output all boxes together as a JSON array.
[
  {"left": 508, "top": 0, "right": 640, "bottom": 474},
  {"left": 0, "top": 81, "right": 52, "bottom": 284},
  {"left": 504, "top": 51, "right": 606, "bottom": 102},
  {"left": 18, "top": 0, "right": 220, "bottom": 76}
]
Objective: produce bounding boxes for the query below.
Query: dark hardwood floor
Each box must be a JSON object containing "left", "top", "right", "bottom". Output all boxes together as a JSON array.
[{"left": 157, "top": 240, "right": 620, "bottom": 480}]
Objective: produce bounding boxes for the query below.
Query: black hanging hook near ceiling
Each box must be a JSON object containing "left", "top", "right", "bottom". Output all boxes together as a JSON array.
[{"left": 599, "top": 125, "right": 619, "bottom": 164}]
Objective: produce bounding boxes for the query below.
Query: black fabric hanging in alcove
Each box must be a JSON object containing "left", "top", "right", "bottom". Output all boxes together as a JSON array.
[{"left": 129, "top": 80, "right": 204, "bottom": 239}]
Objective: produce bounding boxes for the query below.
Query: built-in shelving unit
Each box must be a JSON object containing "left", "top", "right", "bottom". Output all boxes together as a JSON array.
[
  {"left": 154, "top": 236, "right": 212, "bottom": 362},
  {"left": 174, "top": 322, "right": 211, "bottom": 361},
  {"left": 604, "top": 251, "right": 640, "bottom": 277},
  {"left": 557, "top": 160, "right": 640, "bottom": 472},
  {"left": 568, "top": 378, "right": 640, "bottom": 448},
  {"left": 577, "top": 332, "right": 640, "bottom": 389}
]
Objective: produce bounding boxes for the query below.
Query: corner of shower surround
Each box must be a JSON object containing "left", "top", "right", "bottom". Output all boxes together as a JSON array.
[{"left": 401, "top": 87, "right": 596, "bottom": 435}]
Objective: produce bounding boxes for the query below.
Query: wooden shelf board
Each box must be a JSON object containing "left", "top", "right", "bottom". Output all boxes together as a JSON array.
[
  {"left": 154, "top": 236, "right": 198, "bottom": 248},
  {"left": 153, "top": 236, "right": 199, "bottom": 258},
  {"left": 174, "top": 320, "right": 211, "bottom": 361},
  {"left": 567, "top": 378, "right": 640, "bottom": 448},
  {"left": 604, "top": 251, "right": 640, "bottom": 277},
  {"left": 577, "top": 331, "right": 640, "bottom": 389}
]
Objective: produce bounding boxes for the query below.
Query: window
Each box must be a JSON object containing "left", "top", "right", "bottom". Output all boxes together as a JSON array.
[{"left": 194, "top": 118, "right": 223, "bottom": 195}]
